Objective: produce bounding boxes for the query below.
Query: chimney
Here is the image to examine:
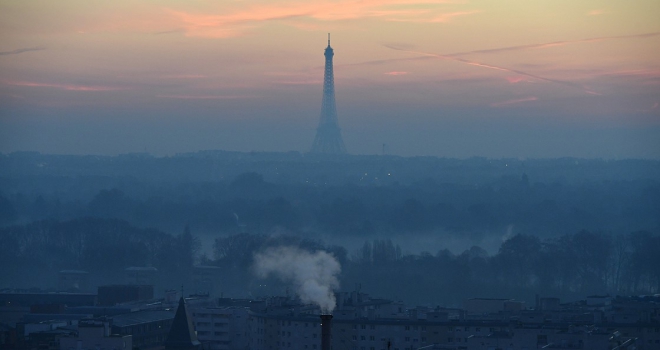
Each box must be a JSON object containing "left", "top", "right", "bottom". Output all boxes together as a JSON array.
[{"left": 320, "top": 314, "right": 333, "bottom": 350}]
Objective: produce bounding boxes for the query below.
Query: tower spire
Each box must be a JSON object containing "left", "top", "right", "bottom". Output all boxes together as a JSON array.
[{"left": 311, "top": 34, "right": 346, "bottom": 154}]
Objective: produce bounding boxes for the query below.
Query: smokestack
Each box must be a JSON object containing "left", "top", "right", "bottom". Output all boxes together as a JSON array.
[{"left": 320, "top": 314, "right": 333, "bottom": 350}]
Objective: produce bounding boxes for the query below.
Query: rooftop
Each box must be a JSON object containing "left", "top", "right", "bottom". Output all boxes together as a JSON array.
[{"left": 112, "top": 309, "right": 175, "bottom": 327}]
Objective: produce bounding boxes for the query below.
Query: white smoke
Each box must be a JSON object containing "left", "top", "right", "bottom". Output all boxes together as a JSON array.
[{"left": 254, "top": 246, "right": 341, "bottom": 313}]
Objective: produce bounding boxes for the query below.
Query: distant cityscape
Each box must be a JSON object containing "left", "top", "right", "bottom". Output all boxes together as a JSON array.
[
  {"left": 1, "top": 150, "right": 660, "bottom": 350},
  {"left": 1, "top": 278, "right": 658, "bottom": 350}
]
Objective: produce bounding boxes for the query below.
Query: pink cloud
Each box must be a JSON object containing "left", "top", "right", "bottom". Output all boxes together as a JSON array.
[
  {"left": 587, "top": 9, "right": 607, "bottom": 16},
  {"left": 428, "top": 11, "right": 480, "bottom": 22},
  {"left": 597, "top": 69, "right": 660, "bottom": 78},
  {"left": 505, "top": 76, "right": 531, "bottom": 84},
  {"left": 161, "top": 74, "right": 207, "bottom": 79},
  {"left": 384, "top": 71, "right": 408, "bottom": 76},
  {"left": 157, "top": 94, "right": 252, "bottom": 99},
  {"left": 383, "top": 9, "right": 480, "bottom": 23},
  {"left": 276, "top": 80, "right": 323, "bottom": 85},
  {"left": 636, "top": 102, "right": 659, "bottom": 113},
  {"left": 443, "top": 32, "right": 660, "bottom": 57},
  {"left": 490, "top": 97, "right": 538, "bottom": 108},
  {"left": 385, "top": 45, "right": 602, "bottom": 95},
  {"left": 164, "top": 0, "right": 474, "bottom": 38},
  {"left": 7, "top": 81, "right": 127, "bottom": 91}
]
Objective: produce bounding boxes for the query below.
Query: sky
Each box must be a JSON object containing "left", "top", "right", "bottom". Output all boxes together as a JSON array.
[{"left": 1, "top": 0, "right": 659, "bottom": 159}]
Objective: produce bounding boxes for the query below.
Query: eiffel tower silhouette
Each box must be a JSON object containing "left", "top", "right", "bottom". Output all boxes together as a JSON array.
[{"left": 311, "top": 34, "right": 347, "bottom": 154}]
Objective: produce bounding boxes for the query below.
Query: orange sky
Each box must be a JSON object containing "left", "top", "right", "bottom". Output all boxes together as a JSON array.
[{"left": 1, "top": 1, "right": 659, "bottom": 158}]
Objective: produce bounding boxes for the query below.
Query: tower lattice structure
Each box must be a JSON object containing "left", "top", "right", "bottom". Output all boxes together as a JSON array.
[{"left": 311, "top": 34, "right": 347, "bottom": 154}]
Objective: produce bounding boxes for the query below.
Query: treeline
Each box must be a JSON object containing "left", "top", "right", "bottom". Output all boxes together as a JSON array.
[
  {"left": 345, "top": 231, "right": 660, "bottom": 305},
  {"left": 0, "top": 218, "right": 198, "bottom": 289},
  {"left": 4, "top": 217, "right": 656, "bottom": 307},
  {"left": 2, "top": 171, "right": 659, "bottom": 237},
  {"left": 210, "top": 231, "right": 660, "bottom": 305}
]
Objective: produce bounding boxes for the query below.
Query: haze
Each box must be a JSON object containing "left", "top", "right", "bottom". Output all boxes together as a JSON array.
[{"left": 1, "top": 0, "right": 659, "bottom": 158}]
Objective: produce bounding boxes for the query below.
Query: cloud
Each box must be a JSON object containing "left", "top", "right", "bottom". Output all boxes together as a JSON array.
[
  {"left": 6, "top": 81, "right": 127, "bottom": 91},
  {"left": 638, "top": 101, "right": 660, "bottom": 113},
  {"left": 444, "top": 32, "right": 660, "bottom": 57},
  {"left": 596, "top": 69, "right": 660, "bottom": 78},
  {"left": 384, "top": 10, "right": 479, "bottom": 23},
  {"left": 347, "top": 31, "right": 660, "bottom": 67},
  {"left": 275, "top": 80, "right": 323, "bottom": 85},
  {"left": 506, "top": 76, "right": 532, "bottom": 84},
  {"left": 490, "top": 97, "right": 538, "bottom": 107},
  {"left": 0, "top": 47, "right": 45, "bottom": 56},
  {"left": 160, "top": 74, "right": 207, "bottom": 79},
  {"left": 164, "top": 0, "right": 473, "bottom": 38},
  {"left": 153, "top": 28, "right": 185, "bottom": 35},
  {"left": 384, "top": 45, "right": 602, "bottom": 95},
  {"left": 384, "top": 71, "right": 408, "bottom": 75},
  {"left": 156, "top": 94, "right": 252, "bottom": 99},
  {"left": 587, "top": 9, "right": 607, "bottom": 16}
]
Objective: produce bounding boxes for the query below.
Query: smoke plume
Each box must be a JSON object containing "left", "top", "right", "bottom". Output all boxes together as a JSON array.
[{"left": 254, "top": 246, "right": 341, "bottom": 313}]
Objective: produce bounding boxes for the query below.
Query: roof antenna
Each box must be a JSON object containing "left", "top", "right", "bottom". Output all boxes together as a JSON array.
[{"left": 328, "top": 33, "right": 331, "bottom": 46}]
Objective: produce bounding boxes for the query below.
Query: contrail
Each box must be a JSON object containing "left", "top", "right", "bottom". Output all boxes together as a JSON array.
[
  {"left": 444, "top": 31, "right": 660, "bottom": 57},
  {"left": 384, "top": 45, "right": 601, "bottom": 95},
  {"left": 0, "top": 47, "right": 45, "bottom": 56},
  {"left": 345, "top": 31, "right": 660, "bottom": 68},
  {"left": 338, "top": 32, "right": 658, "bottom": 93}
]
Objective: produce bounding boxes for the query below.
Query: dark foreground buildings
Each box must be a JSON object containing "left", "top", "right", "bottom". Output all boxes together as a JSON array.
[{"left": 1, "top": 287, "right": 658, "bottom": 349}]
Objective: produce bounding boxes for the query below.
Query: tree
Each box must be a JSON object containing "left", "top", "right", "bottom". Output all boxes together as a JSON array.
[
  {"left": 178, "top": 224, "right": 200, "bottom": 270},
  {"left": 213, "top": 233, "right": 266, "bottom": 267},
  {"left": 562, "top": 230, "right": 612, "bottom": 293},
  {"left": 372, "top": 239, "right": 401, "bottom": 264},
  {"left": 493, "top": 234, "right": 541, "bottom": 288}
]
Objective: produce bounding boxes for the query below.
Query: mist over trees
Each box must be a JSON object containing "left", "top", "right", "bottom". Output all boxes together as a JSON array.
[
  {"left": 1, "top": 151, "right": 659, "bottom": 305},
  {"left": 1, "top": 218, "right": 659, "bottom": 306}
]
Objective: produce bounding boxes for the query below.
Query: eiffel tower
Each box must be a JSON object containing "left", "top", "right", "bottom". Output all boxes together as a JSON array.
[{"left": 311, "top": 34, "right": 347, "bottom": 154}]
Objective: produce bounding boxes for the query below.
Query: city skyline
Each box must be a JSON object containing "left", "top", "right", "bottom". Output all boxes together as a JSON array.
[{"left": 0, "top": 1, "right": 659, "bottom": 158}]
